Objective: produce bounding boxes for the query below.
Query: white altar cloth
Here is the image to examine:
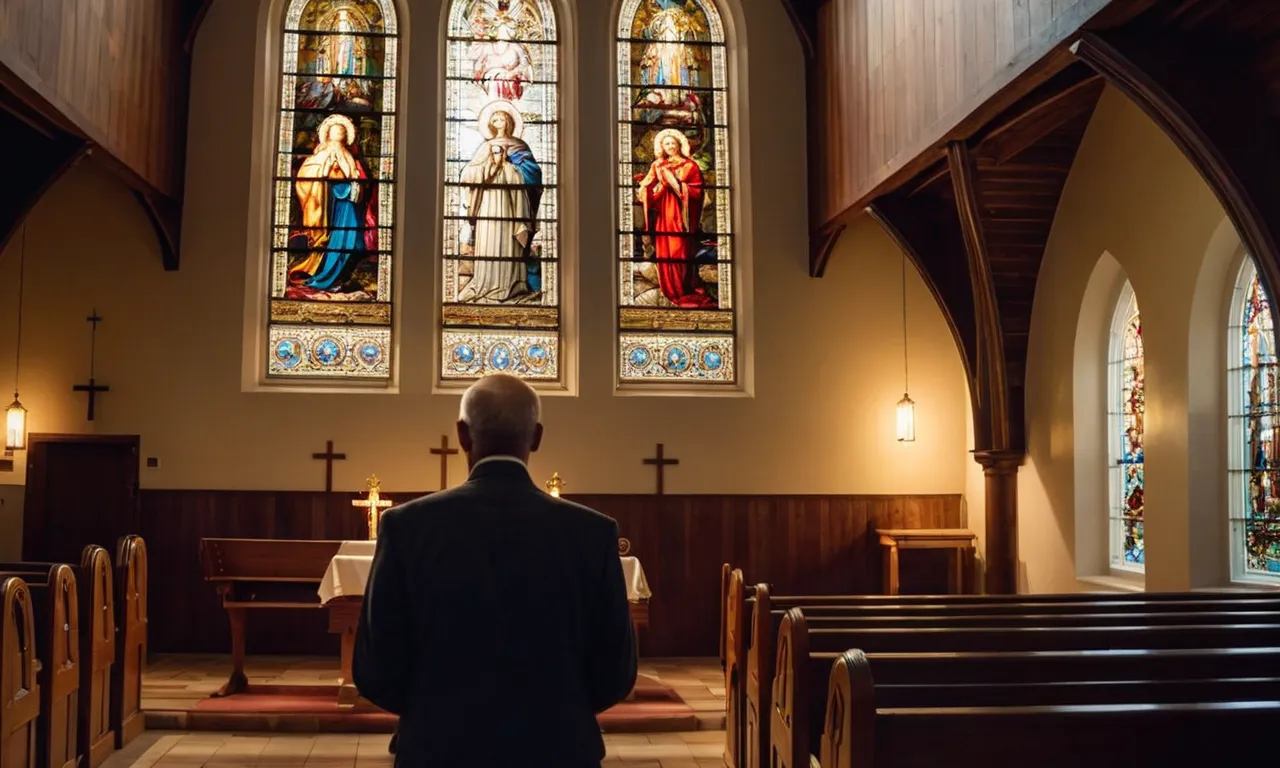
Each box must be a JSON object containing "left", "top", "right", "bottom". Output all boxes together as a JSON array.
[{"left": 318, "top": 542, "right": 652, "bottom": 604}]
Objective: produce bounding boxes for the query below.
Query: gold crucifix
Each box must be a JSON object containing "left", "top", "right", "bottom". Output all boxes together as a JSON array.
[
  {"left": 545, "top": 472, "right": 565, "bottom": 498},
  {"left": 352, "top": 475, "right": 393, "bottom": 540}
]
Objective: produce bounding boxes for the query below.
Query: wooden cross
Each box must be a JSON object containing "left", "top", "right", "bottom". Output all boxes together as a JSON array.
[
  {"left": 643, "top": 443, "right": 679, "bottom": 495},
  {"left": 312, "top": 440, "right": 347, "bottom": 492},
  {"left": 430, "top": 434, "right": 459, "bottom": 490},
  {"left": 73, "top": 310, "right": 110, "bottom": 421}
]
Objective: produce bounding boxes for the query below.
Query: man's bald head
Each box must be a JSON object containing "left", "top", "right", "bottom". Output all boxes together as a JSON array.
[{"left": 456, "top": 373, "right": 543, "bottom": 464}]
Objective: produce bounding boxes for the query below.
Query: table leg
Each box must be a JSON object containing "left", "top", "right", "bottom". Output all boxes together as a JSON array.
[
  {"left": 885, "top": 545, "right": 900, "bottom": 596},
  {"left": 337, "top": 628, "right": 359, "bottom": 707},
  {"left": 213, "top": 607, "right": 248, "bottom": 697}
]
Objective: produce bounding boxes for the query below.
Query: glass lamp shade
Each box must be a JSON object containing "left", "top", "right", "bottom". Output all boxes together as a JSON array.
[
  {"left": 896, "top": 393, "right": 916, "bottom": 443},
  {"left": 5, "top": 397, "right": 26, "bottom": 451}
]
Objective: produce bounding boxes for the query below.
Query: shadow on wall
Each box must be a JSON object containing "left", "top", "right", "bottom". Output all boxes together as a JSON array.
[{"left": 0, "top": 484, "right": 25, "bottom": 560}]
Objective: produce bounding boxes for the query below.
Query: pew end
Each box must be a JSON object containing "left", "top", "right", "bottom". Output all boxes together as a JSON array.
[
  {"left": 820, "top": 651, "right": 874, "bottom": 768},
  {"left": 111, "top": 534, "right": 148, "bottom": 748},
  {"left": 78, "top": 545, "right": 116, "bottom": 768},
  {"left": 1, "top": 576, "right": 40, "bottom": 768},
  {"left": 771, "top": 607, "right": 810, "bottom": 768},
  {"left": 724, "top": 567, "right": 748, "bottom": 768},
  {"left": 744, "top": 582, "right": 774, "bottom": 768}
]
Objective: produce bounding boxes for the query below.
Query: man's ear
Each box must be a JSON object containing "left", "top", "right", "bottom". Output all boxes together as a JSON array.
[
  {"left": 529, "top": 422, "right": 544, "bottom": 453},
  {"left": 456, "top": 420, "right": 473, "bottom": 453}
]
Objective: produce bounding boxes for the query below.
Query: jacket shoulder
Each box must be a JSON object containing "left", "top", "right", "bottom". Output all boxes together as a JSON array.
[{"left": 547, "top": 496, "right": 620, "bottom": 536}]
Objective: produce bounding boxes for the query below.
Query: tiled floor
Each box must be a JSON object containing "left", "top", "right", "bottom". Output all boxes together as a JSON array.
[
  {"left": 101, "top": 731, "right": 727, "bottom": 767},
  {"left": 108, "top": 655, "right": 727, "bottom": 766}
]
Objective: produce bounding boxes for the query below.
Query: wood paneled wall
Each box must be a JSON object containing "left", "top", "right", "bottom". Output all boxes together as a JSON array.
[
  {"left": 137, "top": 490, "right": 963, "bottom": 658},
  {"left": 811, "top": 0, "right": 1114, "bottom": 224},
  {"left": 0, "top": 0, "right": 186, "bottom": 197}
]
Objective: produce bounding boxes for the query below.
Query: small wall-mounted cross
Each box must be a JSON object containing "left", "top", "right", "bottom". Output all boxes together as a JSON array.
[
  {"left": 73, "top": 310, "right": 109, "bottom": 421},
  {"left": 430, "top": 434, "right": 460, "bottom": 490},
  {"left": 643, "top": 443, "right": 680, "bottom": 495},
  {"left": 312, "top": 440, "right": 347, "bottom": 492}
]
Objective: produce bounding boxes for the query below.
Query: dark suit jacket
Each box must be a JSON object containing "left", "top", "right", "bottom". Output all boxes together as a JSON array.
[{"left": 353, "top": 458, "right": 638, "bottom": 767}]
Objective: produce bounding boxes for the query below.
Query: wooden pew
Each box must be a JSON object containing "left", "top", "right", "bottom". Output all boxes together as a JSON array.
[
  {"left": 78, "top": 546, "right": 116, "bottom": 768},
  {"left": 739, "top": 583, "right": 1280, "bottom": 768},
  {"left": 198, "top": 538, "right": 344, "bottom": 696},
  {"left": 771, "top": 609, "right": 1280, "bottom": 768},
  {"left": 0, "top": 577, "right": 39, "bottom": 768},
  {"left": 812, "top": 650, "right": 1278, "bottom": 767},
  {"left": 719, "top": 562, "right": 1280, "bottom": 768},
  {"left": 0, "top": 564, "right": 81, "bottom": 768},
  {"left": 111, "top": 534, "right": 147, "bottom": 748}
]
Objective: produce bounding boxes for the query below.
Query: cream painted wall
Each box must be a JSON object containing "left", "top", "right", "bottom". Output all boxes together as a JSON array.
[
  {"left": 1020, "top": 85, "right": 1246, "bottom": 592},
  {"left": 0, "top": 0, "right": 971, "bottom": 555}
]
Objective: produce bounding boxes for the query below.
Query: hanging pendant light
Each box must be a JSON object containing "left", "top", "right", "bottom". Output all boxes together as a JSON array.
[
  {"left": 897, "top": 250, "right": 916, "bottom": 443},
  {"left": 6, "top": 224, "right": 27, "bottom": 452}
]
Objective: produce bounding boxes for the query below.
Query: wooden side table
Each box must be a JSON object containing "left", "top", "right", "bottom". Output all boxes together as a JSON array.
[{"left": 877, "top": 528, "right": 978, "bottom": 595}]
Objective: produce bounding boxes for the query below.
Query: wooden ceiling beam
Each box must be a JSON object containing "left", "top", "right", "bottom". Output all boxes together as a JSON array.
[
  {"left": 976, "top": 73, "right": 1106, "bottom": 165},
  {"left": 779, "top": 0, "right": 825, "bottom": 61},
  {"left": 185, "top": 0, "right": 217, "bottom": 54}
]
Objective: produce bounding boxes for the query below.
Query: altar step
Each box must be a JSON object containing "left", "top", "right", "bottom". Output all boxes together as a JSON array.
[{"left": 143, "top": 678, "right": 723, "bottom": 734}]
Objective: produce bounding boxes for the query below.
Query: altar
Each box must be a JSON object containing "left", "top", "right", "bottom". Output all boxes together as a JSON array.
[{"left": 319, "top": 539, "right": 653, "bottom": 705}]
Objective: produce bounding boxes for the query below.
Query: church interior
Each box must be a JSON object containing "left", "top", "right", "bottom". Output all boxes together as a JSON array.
[{"left": 2, "top": 0, "right": 1280, "bottom": 765}]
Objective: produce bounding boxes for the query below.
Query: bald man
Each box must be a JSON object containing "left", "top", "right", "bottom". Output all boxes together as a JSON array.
[{"left": 353, "top": 374, "right": 638, "bottom": 767}]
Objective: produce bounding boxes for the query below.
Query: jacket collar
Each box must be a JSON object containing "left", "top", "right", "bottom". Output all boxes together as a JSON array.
[{"left": 466, "top": 455, "right": 536, "bottom": 486}]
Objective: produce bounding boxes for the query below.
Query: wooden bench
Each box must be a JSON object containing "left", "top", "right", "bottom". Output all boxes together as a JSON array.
[
  {"left": 0, "top": 564, "right": 80, "bottom": 768},
  {"left": 812, "top": 649, "right": 1279, "bottom": 767},
  {"left": 198, "top": 538, "right": 344, "bottom": 696},
  {"left": 719, "top": 563, "right": 1280, "bottom": 768},
  {"left": 0, "top": 576, "right": 39, "bottom": 768},
  {"left": 771, "top": 609, "right": 1280, "bottom": 768},
  {"left": 77, "top": 546, "right": 117, "bottom": 768},
  {"left": 741, "top": 585, "right": 1280, "bottom": 768},
  {"left": 110, "top": 535, "right": 147, "bottom": 748}
]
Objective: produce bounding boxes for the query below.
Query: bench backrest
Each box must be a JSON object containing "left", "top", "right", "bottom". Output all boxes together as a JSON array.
[
  {"left": 819, "top": 650, "right": 1280, "bottom": 767},
  {"left": 1, "top": 576, "right": 39, "bottom": 768},
  {"left": 199, "top": 538, "right": 343, "bottom": 582},
  {"left": 78, "top": 545, "right": 115, "bottom": 763},
  {"left": 112, "top": 534, "right": 147, "bottom": 748}
]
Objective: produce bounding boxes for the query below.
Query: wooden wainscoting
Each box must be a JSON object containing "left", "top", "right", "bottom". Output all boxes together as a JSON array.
[{"left": 139, "top": 491, "right": 962, "bottom": 657}]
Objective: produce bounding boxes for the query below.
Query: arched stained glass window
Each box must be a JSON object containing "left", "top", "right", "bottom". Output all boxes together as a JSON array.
[
  {"left": 440, "top": 0, "right": 561, "bottom": 383},
  {"left": 268, "top": 0, "right": 399, "bottom": 380},
  {"left": 616, "top": 0, "right": 737, "bottom": 384},
  {"left": 1108, "top": 282, "right": 1144, "bottom": 571},
  {"left": 1229, "top": 258, "right": 1280, "bottom": 582}
]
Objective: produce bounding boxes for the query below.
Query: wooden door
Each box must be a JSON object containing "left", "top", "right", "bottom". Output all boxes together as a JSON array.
[{"left": 22, "top": 435, "right": 140, "bottom": 563}]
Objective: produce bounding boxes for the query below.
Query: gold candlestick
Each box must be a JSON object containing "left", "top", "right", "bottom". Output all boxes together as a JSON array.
[
  {"left": 545, "top": 472, "right": 565, "bottom": 498},
  {"left": 352, "top": 475, "right": 393, "bottom": 540}
]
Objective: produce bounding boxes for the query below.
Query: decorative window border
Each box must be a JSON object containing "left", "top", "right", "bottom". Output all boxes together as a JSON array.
[
  {"left": 1226, "top": 255, "right": 1280, "bottom": 586},
  {"left": 242, "top": 0, "right": 410, "bottom": 393},
  {"left": 611, "top": 0, "right": 753, "bottom": 397}
]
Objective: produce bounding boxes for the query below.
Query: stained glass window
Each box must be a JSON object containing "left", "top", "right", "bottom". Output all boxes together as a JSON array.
[
  {"left": 1229, "top": 258, "right": 1280, "bottom": 582},
  {"left": 1108, "top": 282, "right": 1144, "bottom": 570},
  {"left": 439, "top": 0, "right": 560, "bottom": 383},
  {"left": 268, "top": 0, "right": 399, "bottom": 380},
  {"left": 616, "top": 0, "right": 737, "bottom": 384}
]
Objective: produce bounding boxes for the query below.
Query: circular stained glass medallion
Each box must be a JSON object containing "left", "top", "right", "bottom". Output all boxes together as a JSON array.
[
  {"left": 357, "top": 341, "right": 383, "bottom": 367},
  {"left": 525, "top": 343, "right": 550, "bottom": 371},
  {"left": 313, "top": 337, "right": 344, "bottom": 366},
  {"left": 700, "top": 347, "right": 724, "bottom": 372},
  {"left": 488, "top": 343, "right": 514, "bottom": 371},
  {"left": 274, "top": 339, "right": 303, "bottom": 369},
  {"left": 662, "top": 344, "right": 691, "bottom": 373},
  {"left": 453, "top": 344, "right": 476, "bottom": 365},
  {"left": 627, "top": 345, "right": 652, "bottom": 369}
]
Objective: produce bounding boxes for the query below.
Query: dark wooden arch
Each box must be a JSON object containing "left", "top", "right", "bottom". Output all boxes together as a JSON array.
[{"left": 1070, "top": 30, "right": 1280, "bottom": 311}]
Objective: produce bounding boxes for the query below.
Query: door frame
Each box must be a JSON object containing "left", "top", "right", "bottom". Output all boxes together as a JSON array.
[{"left": 22, "top": 433, "right": 140, "bottom": 561}]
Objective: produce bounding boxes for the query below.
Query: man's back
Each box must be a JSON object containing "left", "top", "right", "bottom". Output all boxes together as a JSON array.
[{"left": 354, "top": 458, "right": 638, "bottom": 767}]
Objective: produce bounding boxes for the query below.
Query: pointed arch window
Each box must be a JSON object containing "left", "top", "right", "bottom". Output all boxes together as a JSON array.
[
  {"left": 1108, "top": 281, "right": 1144, "bottom": 571},
  {"left": 616, "top": 0, "right": 737, "bottom": 384},
  {"left": 439, "top": 0, "right": 561, "bottom": 383},
  {"left": 267, "top": 0, "right": 400, "bottom": 380},
  {"left": 1228, "top": 257, "right": 1280, "bottom": 583}
]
